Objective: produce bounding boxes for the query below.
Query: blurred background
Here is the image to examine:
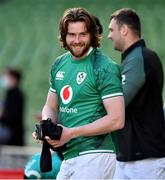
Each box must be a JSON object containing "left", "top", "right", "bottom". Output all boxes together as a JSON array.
[
  {"left": 0, "top": 0, "right": 165, "bottom": 146},
  {"left": 0, "top": 0, "right": 165, "bottom": 176}
]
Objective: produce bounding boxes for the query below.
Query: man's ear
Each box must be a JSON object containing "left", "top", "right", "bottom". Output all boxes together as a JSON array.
[{"left": 120, "top": 24, "right": 128, "bottom": 36}]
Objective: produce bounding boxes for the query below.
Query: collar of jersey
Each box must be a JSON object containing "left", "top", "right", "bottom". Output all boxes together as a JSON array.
[{"left": 69, "top": 47, "right": 94, "bottom": 64}]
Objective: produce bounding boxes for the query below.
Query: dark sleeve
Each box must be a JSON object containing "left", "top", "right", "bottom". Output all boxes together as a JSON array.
[{"left": 121, "top": 56, "right": 145, "bottom": 107}]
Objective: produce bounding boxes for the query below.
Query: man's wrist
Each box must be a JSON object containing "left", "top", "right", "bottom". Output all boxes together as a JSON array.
[{"left": 71, "top": 126, "right": 83, "bottom": 138}]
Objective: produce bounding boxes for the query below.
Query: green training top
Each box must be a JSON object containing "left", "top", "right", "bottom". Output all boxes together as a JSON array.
[{"left": 49, "top": 48, "right": 123, "bottom": 160}]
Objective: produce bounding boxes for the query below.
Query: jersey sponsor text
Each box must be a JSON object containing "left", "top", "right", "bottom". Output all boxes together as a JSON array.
[{"left": 60, "top": 106, "right": 78, "bottom": 113}]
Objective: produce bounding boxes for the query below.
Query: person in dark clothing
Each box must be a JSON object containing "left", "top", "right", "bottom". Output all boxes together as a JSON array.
[
  {"left": 0, "top": 67, "right": 25, "bottom": 146},
  {"left": 108, "top": 8, "right": 165, "bottom": 179}
]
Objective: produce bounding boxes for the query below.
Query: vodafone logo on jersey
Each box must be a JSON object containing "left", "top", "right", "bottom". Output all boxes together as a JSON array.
[{"left": 60, "top": 85, "right": 73, "bottom": 104}]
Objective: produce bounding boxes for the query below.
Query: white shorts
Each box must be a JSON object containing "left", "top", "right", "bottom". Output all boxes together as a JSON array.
[
  {"left": 56, "top": 153, "right": 116, "bottom": 179},
  {"left": 113, "top": 157, "right": 165, "bottom": 179}
]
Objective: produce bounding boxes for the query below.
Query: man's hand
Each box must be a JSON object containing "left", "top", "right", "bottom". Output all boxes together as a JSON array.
[
  {"left": 45, "top": 125, "right": 75, "bottom": 148},
  {"left": 32, "top": 131, "right": 43, "bottom": 144}
]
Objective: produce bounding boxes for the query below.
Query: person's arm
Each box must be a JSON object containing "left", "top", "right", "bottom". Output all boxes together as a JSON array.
[
  {"left": 32, "top": 90, "right": 58, "bottom": 142},
  {"left": 121, "top": 56, "right": 145, "bottom": 107},
  {"left": 42, "top": 90, "right": 59, "bottom": 122},
  {"left": 72, "top": 96, "right": 124, "bottom": 136},
  {"left": 46, "top": 95, "right": 125, "bottom": 147}
]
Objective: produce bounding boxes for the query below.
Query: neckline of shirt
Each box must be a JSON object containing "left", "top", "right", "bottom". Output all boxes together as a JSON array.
[{"left": 69, "top": 47, "right": 94, "bottom": 64}]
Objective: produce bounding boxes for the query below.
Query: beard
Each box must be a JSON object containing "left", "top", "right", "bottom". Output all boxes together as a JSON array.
[{"left": 66, "top": 42, "right": 91, "bottom": 58}]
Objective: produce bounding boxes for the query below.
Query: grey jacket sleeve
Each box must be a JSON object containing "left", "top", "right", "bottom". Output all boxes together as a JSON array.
[{"left": 121, "top": 56, "right": 145, "bottom": 107}]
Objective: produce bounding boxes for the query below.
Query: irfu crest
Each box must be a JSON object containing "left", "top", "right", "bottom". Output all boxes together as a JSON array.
[{"left": 77, "top": 72, "right": 87, "bottom": 85}]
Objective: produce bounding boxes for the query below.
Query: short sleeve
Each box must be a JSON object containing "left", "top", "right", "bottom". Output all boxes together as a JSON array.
[
  {"left": 97, "top": 62, "right": 123, "bottom": 100},
  {"left": 49, "top": 64, "right": 56, "bottom": 93}
]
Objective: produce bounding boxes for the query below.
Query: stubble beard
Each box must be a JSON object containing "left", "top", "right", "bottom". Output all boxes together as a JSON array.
[{"left": 67, "top": 42, "right": 91, "bottom": 58}]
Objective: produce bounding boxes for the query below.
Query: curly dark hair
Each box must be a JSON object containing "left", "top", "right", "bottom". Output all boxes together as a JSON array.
[
  {"left": 59, "top": 7, "right": 102, "bottom": 50},
  {"left": 93, "top": 15, "right": 103, "bottom": 35}
]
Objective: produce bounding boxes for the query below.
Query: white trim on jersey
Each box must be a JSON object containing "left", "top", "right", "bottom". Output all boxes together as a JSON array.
[
  {"left": 79, "top": 149, "right": 114, "bottom": 155},
  {"left": 49, "top": 87, "right": 56, "bottom": 93},
  {"left": 102, "top": 92, "right": 123, "bottom": 99},
  {"left": 86, "top": 47, "right": 93, "bottom": 56}
]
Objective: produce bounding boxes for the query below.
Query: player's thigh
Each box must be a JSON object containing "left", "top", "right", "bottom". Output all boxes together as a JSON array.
[
  {"left": 72, "top": 153, "right": 116, "bottom": 179},
  {"left": 157, "top": 157, "right": 165, "bottom": 179},
  {"left": 132, "top": 158, "right": 165, "bottom": 179},
  {"left": 56, "top": 159, "right": 74, "bottom": 180},
  {"left": 121, "top": 158, "right": 165, "bottom": 179},
  {"left": 113, "top": 161, "right": 126, "bottom": 179}
]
